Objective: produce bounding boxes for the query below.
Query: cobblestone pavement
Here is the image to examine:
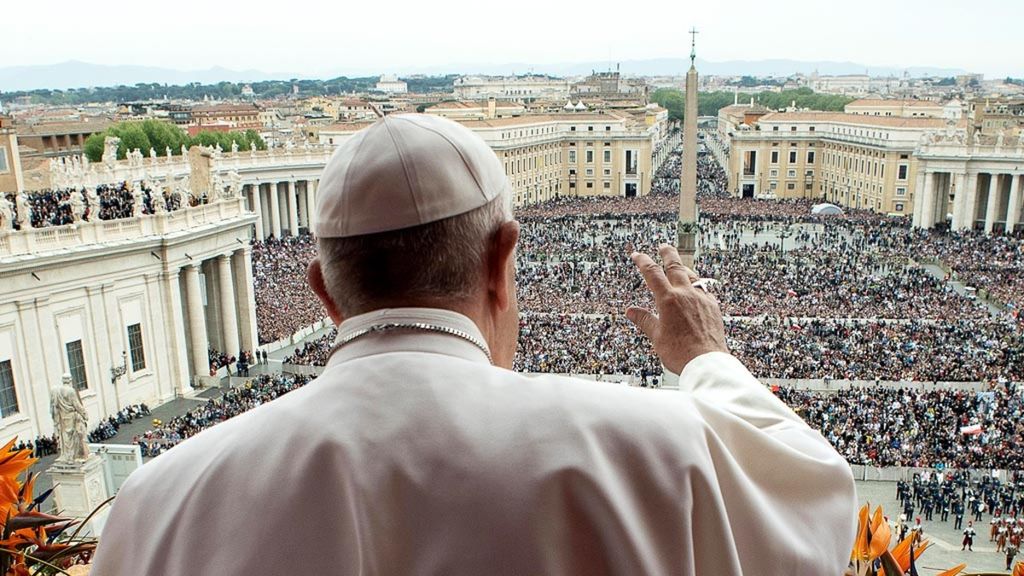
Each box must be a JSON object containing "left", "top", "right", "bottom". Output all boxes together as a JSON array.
[{"left": 856, "top": 480, "right": 1011, "bottom": 574}]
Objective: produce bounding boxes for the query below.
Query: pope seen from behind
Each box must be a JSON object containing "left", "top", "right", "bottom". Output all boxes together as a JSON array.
[{"left": 93, "top": 114, "right": 858, "bottom": 576}]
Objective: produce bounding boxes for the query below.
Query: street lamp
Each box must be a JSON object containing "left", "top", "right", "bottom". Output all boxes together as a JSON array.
[{"left": 110, "top": 350, "right": 128, "bottom": 410}]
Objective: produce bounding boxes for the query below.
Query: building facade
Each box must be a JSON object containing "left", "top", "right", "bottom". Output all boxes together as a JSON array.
[
  {"left": 453, "top": 75, "right": 570, "bottom": 101},
  {"left": 0, "top": 199, "right": 257, "bottom": 443},
  {"left": 16, "top": 119, "right": 112, "bottom": 159},
  {"left": 0, "top": 115, "right": 24, "bottom": 194},
  {"left": 912, "top": 131, "right": 1024, "bottom": 233},
  {"left": 727, "top": 112, "right": 947, "bottom": 215}
]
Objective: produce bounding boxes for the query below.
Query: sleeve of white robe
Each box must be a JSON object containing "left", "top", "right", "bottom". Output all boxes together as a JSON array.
[{"left": 677, "top": 351, "right": 858, "bottom": 575}]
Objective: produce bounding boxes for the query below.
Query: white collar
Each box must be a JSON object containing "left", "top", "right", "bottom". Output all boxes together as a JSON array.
[{"left": 326, "top": 307, "right": 492, "bottom": 367}]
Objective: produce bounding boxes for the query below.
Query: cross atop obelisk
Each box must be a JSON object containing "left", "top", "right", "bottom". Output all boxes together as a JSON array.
[
  {"left": 689, "top": 27, "right": 698, "bottom": 66},
  {"left": 677, "top": 27, "right": 699, "bottom": 268}
]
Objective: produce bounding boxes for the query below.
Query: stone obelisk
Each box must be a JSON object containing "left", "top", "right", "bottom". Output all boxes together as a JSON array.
[{"left": 677, "top": 27, "right": 699, "bottom": 268}]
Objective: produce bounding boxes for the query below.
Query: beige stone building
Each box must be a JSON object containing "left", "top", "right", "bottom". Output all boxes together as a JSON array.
[
  {"left": 320, "top": 109, "right": 670, "bottom": 208},
  {"left": 0, "top": 115, "right": 24, "bottom": 194},
  {"left": 424, "top": 99, "right": 526, "bottom": 121},
  {"left": 16, "top": 118, "right": 112, "bottom": 159},
  {"left": 968, "top": 97, "right": 1024, "bottom": 135},
  {"left": 453, "top": 75, "right": 570, "bottom": 101},
  {"left": 843, "top": 98, "right": 946, "bottom": 118},
  {"left": 727, "top": 111, "right": 947, "bottom": 215}
]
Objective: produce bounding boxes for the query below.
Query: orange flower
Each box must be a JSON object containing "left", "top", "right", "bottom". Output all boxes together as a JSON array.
[
  {"left": 851, "top": 504, "right": 892, "bottom": 564},
  {"left": 891, "top": 533, "right": 930, "bottom": 572},
  {"left": 851, "top": 504, "right": 871, "bottom": 562},
  {"left": 0, "top": 439, "right": 37, "bottom": 483},
  {"left": 868, "top": 506, "right": 891, "bottom": 560},
  {"left": 935, "top": 563, "right": 966, "bottom": 576},
  {"left": 1014, "top": 561, "right": 1024, "bottom": 576}
]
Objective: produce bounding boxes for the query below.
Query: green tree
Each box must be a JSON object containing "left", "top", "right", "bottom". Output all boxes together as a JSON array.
[
  {"left": 650, "top": 88, "right": 685, "bottom": 121},
  {"left": 83, "top": 133, "right": 105, "bottom": 162},
  {"left": 109, "top": 123, "right": 152, "bottom": 159}
]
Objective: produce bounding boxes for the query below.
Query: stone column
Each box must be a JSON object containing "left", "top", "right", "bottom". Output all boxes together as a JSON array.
[
  {"left": 306, "top": 179, "right": 318, "bottom": 227},
  {"left": 216, "top": 255, "right": 240, "bottom": 359},
  {"left": 1007, "top": 173, "right": 1021, "bottom": 233},
  {"left": 984, "top": 173, "right": 1001, "bottom": 234},
  {"left": 912, "top": 170, "right": 927, "bottom": 228},
  {"left": 232, "top": 247, "right": 259, "bottom": 354},
  {"left": 160, "top": 268, "right": 191, "bottom": 397},
  {"left": 268, "top": 182, "right": 282, "bottom": 239},
  {"left": 921, "top": 171, "right": 936, "bottom": 228},
  {"left": 296, "top": 181, "right": 308, "bottom": 229},
  {"left": 950, "top": 172, "right": 966, "bottom": 230},
  {"left": 250, "top": 183, "right": 264, "bottom": 240},
  {"left": 287, "top": 180, "right": 299, "bottom": 236},
  {"left": 183, "top": 264, "right": 209, "bottom": 378},
  {"left": 962, "top": 171, "right": 978, "bottom": 229}
]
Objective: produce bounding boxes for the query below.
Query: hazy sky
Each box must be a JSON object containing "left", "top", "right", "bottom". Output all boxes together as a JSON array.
[{"left": 6, "top": 0, "right": 1022, "bottom": 77}]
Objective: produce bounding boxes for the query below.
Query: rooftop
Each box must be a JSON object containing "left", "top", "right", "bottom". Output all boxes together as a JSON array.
[{"left": 756, "top": 111, "right": 948, "bottom": 129}]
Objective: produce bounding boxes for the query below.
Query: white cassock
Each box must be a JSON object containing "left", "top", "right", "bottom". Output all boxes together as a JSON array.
[{"left": 93, "top": 308, "right": 857, "bottom": 576}]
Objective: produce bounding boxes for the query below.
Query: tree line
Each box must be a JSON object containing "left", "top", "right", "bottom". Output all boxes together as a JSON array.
[
  {"left": 82, "top": 119, "right": 266, "bottom": 162},
  {"left": 650, "top": 87, "right": 854, "bottom": 121},
  {"left": 1, "top": 75, "right": 458, "bottom": 106}
]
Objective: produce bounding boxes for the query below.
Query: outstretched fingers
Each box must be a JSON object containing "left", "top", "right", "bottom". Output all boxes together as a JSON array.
[
  {"left": 625, "top": 306, "right": 659, "bottom": 340},
  {"left": 631, "top": 251, "right": 672, "bottom": 300},
  {"left": 658, "top": 244, "right": 693, "bottom": 288}
]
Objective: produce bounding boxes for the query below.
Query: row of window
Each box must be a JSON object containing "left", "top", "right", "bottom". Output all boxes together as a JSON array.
[
  {"left": 0, "top": 323, "right": 146, "bottom": 419},
  {"left": 770, "top": 150, "right": 815, "bottom": 164}
]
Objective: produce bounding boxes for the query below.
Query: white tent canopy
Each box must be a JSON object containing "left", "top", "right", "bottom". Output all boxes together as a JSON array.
[{"left": 811, "top": 203, "right": 844, "bottom": 216}]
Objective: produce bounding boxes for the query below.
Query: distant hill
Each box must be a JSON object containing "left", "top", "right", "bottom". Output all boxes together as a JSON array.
[
  {"left": 422, "top": 58, "right": 967, "bottom": 79},
  {"left": 0, "top": 61, "right": 299, "bottom": 92},
  {"left": 0, "top": 58, "right": 968, "bottom": 92}
]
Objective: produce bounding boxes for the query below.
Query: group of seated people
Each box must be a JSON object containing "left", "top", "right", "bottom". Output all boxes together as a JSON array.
[
  {"left": 87, "top": 403, "right": 151, "bottom": 443},
  {"left": 133, "top": 374, "right": 310, "bottom": 457}
]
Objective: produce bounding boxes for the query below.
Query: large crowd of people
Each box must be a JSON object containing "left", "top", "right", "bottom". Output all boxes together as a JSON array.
[
  {"left": 3, "top": 182, "right": 190, "bottom": 229},
  {"left": 251, "top": 236, "right": 326, "bottom": 344},
  {"left": 777, "top": 384, "right": 1024, "bottom": 470},
  {"left": 152, "top": 143, "right": 1022, "bottom": 478}
]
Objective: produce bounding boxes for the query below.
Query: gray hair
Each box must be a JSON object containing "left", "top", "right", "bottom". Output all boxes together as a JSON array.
[{"left": 318, "top": 194, "right": 512, "bottom": 316}]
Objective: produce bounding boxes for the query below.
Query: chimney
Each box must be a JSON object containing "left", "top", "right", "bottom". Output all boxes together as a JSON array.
[{"left": 487, "top": 96, "right": 497, "bottom": 119}]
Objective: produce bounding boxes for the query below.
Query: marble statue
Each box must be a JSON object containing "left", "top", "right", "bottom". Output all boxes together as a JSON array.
[
  {"left": 0, "top": 196, "right": 14, "bottom": 231},
  {"left": 227, "top": 170, "right": 241, "bottom": 199},
  {"left": 166, "top": 146, "right": 173, "bottom": 158},
  {"left": 996, "top": 130, "right": 1005, "bottom": 148},
  {"left": 51, "top": 374, "right": 90, "bottom": 463},
  {"left": 15, "top": 193, "right": 30, "bottom": 228},
  {"left": 150, "top": 147, "right": 157, "bottom": 159},
  {"left": 69, "top": 190, "right": 86, "bottom": 222},
  {"left": 85, "top": 187, "right": 99, "bottom": 218},
  {"left": 152, "top": 191, "right": 166, "bottom": 215},
  {"left": 973, "top": 131, "right": 982, "bottom": 146},
  {"left": 181, "top": 144, "right": 188, "bottom": 157},
  {"left": 1018, "top": 130, "right": 1024, "bottom": 148},
  {"left": 210, "top": 173, "right": 223, "bottom": 201},
  {"left": 103, "top": 136, "right": 122, "bottom": 167},
  {"left": 132, "top": 184, "right": 145, "bottom": 217},
  {"left": 250, "top": 145, "right": 257, "bottom": 158},
  {"left": 231, "top": 141, "right": 239, "bottom": 154}
]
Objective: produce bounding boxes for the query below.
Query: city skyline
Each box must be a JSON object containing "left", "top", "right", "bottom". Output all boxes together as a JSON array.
[{"left": 5, "top": 0, "right": 1023, "bottom": 80}]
